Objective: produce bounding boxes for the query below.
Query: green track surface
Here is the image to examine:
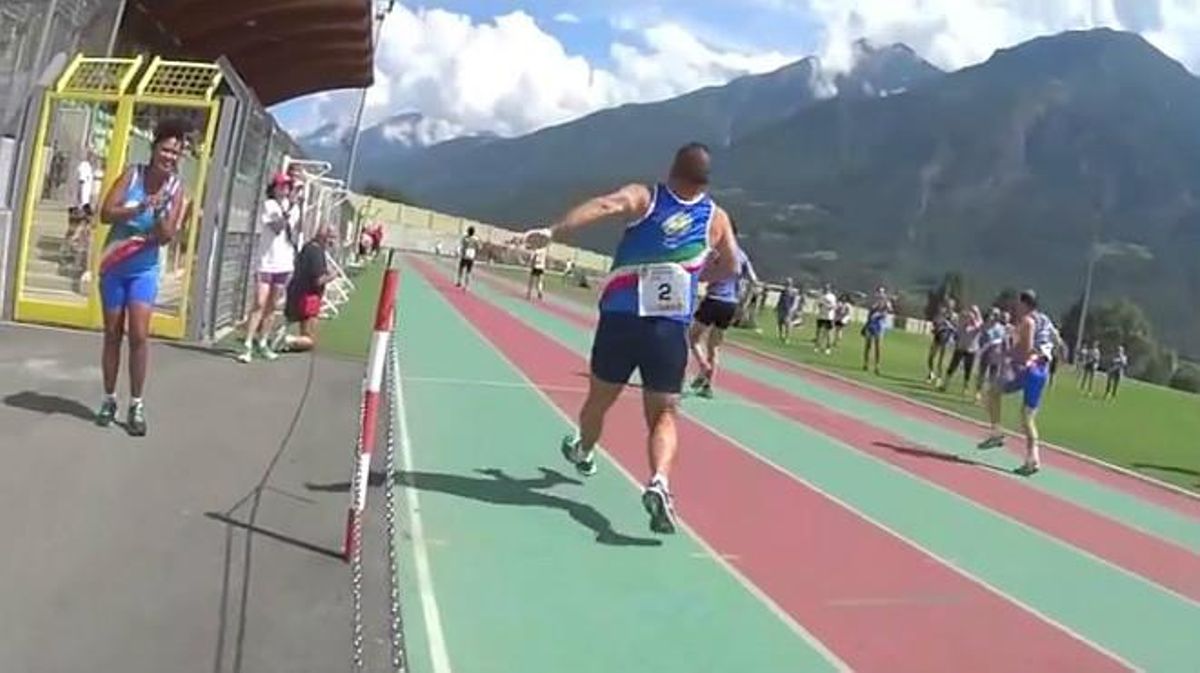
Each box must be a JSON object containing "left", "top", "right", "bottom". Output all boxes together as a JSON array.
[
  {"left": 489, "top": 262, "right": 1200, "bottom": 551},
  {"left": 488, "top": 264, "right": 1200, "bottom": 493},
  {"left": 393, "top": 263, "right": 840, "bottom": 673},
  {"left": 459, "top": 261, "right": 1200, "bottom": 672}
]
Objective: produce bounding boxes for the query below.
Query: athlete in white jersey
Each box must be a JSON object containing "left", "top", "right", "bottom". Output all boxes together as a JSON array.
[
  {"left": 456, "top": 226, "right": 481, "bottom": 290},
  {"left": 527, "top": 246, "right": 548, "bottom": 300}
]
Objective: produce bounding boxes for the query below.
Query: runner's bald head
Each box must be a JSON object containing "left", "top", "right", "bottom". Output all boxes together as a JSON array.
[{"left": 670, "top": 142, "right": 711, "bottom": 186}]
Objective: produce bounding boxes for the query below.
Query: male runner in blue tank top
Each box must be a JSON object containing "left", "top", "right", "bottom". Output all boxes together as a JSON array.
[
  {"left": 524, "top": 143, "right": 739, "bottom": 534},
  {"left": 688, "top": 221, "right": 757, "bottom": 399},
  {"left": 977, "top": 290, "right": 1061, "bottom": 476}
]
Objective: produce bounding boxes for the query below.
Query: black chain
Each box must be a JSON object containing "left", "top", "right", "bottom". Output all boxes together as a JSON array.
[
  {"left": 349, "top": 389, "right": 367, "bottom": 672},
  {"left": 384, "top": 330, "right": 409, "bottom": 671}
]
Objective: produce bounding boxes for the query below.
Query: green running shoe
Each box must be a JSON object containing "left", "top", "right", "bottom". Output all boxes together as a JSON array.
[
  {"left": 560, "top": 435, "right": 597, "bottom": 477},
  {"left": 96, "top": 398, "right": 118, "bottom": 427},
  {"left": 127, "top": 403, "right": 147, "bottom": 437}
]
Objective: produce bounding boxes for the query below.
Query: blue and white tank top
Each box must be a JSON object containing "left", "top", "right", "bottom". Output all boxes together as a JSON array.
[
  {"left": 705, "top": 248, "right": 750, "bottom": 304},
  {"left": 1032, "top": 312, "right": 1058, "bottom": 361},
  {"left": 599, "top": 184, "right": 714, "bottom": 321},
  {"left": 102, "top": 165, "right": 179, "bottom": 276}
]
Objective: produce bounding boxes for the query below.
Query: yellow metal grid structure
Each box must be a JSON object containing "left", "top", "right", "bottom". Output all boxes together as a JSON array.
[
  {"left": 54, "top": 54, "right": 144, "bottom": 96},
  {"left": 135, "top": 56, "right": 224, "bottom": 103}
]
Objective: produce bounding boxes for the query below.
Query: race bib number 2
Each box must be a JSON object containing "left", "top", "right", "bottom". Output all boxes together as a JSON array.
[{"left": 637, "top": 263, "right": 691, "bottom": 317}]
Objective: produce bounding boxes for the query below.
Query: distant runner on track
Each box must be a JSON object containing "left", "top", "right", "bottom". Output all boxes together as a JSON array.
[
  {"left": 688, "top": 221, "right": 758, "bottom": 399},
  {"left": 523, "top": 143, "right": 739, "bottom": 534},
  {"left": 977, "top": 290, "right": 1058, "bottom": 476},
  {"left": 527, "top": 246, "right": 548, "bottom": 301},
  {"left": 456, "top": 225, "right": 481, "bottom": 290}
]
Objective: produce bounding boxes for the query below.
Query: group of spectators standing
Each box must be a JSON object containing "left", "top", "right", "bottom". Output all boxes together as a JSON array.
[
  {"left": 238, "top": 163, "right": 339, "bottom": 363},
  {"left": 923, "top": 301, "right": 1127, "bottom": 401}
]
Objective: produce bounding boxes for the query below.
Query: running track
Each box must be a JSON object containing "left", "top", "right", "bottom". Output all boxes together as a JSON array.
[{"left": 391, "top": 255, "right": 1200, "bottom": 673}]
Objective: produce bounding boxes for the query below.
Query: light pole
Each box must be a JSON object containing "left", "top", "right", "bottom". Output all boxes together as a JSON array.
[
  {"left": 1072, "top": 240, "right": 1152, "bottom": 362},
  {"left": 344, "top": 0, "right": 395, "bottom": 190},
  {"left": 105, "top": 0, "right": 129, "bottom": 56}
]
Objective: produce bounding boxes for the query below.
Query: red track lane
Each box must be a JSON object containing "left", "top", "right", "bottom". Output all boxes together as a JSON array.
[
  {"left": 472, "top": 270, "right": 1200, "bottom": 602},
  {"left": 412, "top": 258, "right": 1126, "bottom": 673},
  {"left": 480, "top": 268, "right": 1200, "bottom": 520},
  {"left": 728, "top": 345, "right": 1200, "bottom": 521}
]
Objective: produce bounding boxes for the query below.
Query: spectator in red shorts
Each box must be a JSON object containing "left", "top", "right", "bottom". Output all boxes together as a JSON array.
[
  {"left": 369, "top": 222, "right": 384, "bottom": 255},
  {"left": 278, "top": 225, "right": 336, "bottom": 352}
]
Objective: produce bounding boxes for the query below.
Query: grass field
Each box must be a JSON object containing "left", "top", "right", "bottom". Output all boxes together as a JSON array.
[
  {"left": 318, "top": 256, "right": 385, "bottom": 359},
  {"left": 482, "top": 262, "right": 1200, "bottom": 492}
]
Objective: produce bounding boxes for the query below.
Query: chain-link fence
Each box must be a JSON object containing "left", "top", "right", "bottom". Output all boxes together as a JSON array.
[{"left": 0, "top": 0, "right": 121, "bottom": 137}]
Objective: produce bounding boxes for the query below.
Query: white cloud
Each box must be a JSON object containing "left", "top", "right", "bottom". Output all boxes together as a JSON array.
[
  {"left": 802, "top": 0, "right": 1200, "bottom": 75},
  {"left": 289, "top": 3, "right": 796, "bottom": 140},
  {"left": 553, "top": 12, "right": 582, "bottom": 24},
  {"left": 278, "top": 0, "right": 1200, "bottom": 143}
]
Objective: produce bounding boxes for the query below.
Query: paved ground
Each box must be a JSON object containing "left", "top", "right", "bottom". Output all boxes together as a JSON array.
[{"left": 0, "top": 324, "right": 393, "bottom": 673}]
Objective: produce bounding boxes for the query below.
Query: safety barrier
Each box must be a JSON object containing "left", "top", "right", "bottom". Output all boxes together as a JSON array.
[
  {"left": 343, "top": 249, "right": 400, "bottom": 561},
  {"left": 344, "top": 249, "right": 406, "bottom": 672}
]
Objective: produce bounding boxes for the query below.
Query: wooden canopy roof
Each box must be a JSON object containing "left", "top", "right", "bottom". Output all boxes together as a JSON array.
[{"left": 137, "top": 0, "right": 374, "bottom": 105}]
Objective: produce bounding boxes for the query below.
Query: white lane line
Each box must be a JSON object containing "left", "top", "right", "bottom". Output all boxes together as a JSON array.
[
  {"left": 453, "top": 264, "right": 1139, "bottom": 671},
  {"left": 418, "top": 263, "right": 852, "bottom": 673},
  {"left": 394, "top": 345, "right": 454, "bottom": 673}
]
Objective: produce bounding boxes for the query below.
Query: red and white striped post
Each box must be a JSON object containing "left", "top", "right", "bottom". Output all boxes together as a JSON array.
[{"left": 343, "top": 250, "right": 401, "bottom": 562}]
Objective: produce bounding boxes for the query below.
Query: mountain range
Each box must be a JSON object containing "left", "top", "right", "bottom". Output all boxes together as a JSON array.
[{"left": 302, "top": 30, "right": 1200, "bottom": 357}]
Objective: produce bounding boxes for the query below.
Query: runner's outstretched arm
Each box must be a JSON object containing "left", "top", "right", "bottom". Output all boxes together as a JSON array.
[{"left": 529, "top": 184, "right": 652, "bottom": 246}]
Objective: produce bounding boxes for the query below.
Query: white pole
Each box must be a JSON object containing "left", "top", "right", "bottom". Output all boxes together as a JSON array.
[
  {"left": 1073, "top": 247, "right": 1097, "bottom": 364},
  {"left": 32, "top": 0, "right": 60, "bottom": 74},
  {"left": 344, "top": 1, "right": 394, "bottom": 190},
  {"left": 105, "top": 0, "right": 129, "bottom": 56}
]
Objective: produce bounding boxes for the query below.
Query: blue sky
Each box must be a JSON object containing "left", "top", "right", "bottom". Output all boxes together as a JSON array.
[
  {"left": 272, "top": 1, "right": 1200, "bottom": 143},
  {"left": 400, "top": 0, "right": 825, "bottom": 62}
]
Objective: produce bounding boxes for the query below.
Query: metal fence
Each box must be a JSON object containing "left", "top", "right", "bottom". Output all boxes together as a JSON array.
[{"left": 0, "top": 0, "right": 120, "bottom": 138}]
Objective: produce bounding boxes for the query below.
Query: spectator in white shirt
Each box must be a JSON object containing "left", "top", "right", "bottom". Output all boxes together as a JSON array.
[
  {"left": 77, "top": 153, "right": 96, "bottom": 208},
  {"left": 238, "top": 173, "right": 299, "bottom": 363},
  {"left": 814, "top": 284, "right": 838, "bottom": 355}
]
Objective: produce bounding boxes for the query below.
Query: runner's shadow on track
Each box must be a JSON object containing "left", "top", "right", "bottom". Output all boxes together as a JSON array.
[
  {"left": 308, "top": 467, "right": 662, "bottom": 548},
  {"left": 873, "top": 442, "right": 1012, "bottom": 475},
  {"left": 2, "top": 391, "right": 94, "bottom": 422}
]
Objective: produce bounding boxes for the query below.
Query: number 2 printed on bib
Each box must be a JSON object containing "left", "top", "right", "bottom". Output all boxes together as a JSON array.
[{"left": 637, "top": 263, "right": 691, "bottom": 317}]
